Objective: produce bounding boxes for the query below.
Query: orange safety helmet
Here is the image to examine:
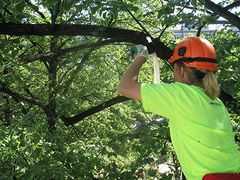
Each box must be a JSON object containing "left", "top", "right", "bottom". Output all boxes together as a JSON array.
[{"left": 169, "top": 37, "right": 219, "bottom": 71}]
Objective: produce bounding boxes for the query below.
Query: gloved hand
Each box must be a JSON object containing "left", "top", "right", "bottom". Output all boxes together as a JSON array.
[{"left": 130, "top": 44, "right": 148, "bottom": 59}]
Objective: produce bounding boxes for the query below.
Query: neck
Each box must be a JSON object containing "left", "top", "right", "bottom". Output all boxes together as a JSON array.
[{"left": 179, "top": 75, "right": 203, "bottom": 88}]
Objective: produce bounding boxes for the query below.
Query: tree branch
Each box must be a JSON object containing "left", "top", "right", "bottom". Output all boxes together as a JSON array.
[
  {"left": 224, "top": 1, "right": 240, "bottom": 10},
  {"left": 21, "top": 38, "right": 130, "bottom": 63},
  {"left": 0, "top": 81, "right": 47, "bottom": 111},
  {"left": 24, "top": 0, "right": 46, "bottom": 19},
  {"left": 60, "top": 89, "right": 239, "bottom": 126},
  {"left": 0, "top": 23, "right": 173, "bottom": 60},
  {"left": 196, "top": 23, "right": 206, "bottom": 37},
  {"left": 3, "top": 7, "right": 13, "bottom": 16},
  {"left": 198, "top": 0, "right": 240, "bottom": 30},
  {"left": 61, "top": 96, "right": 130, "bottom": 126},
  {"left": 0, "top": 23, "right": 145, "bottom": 39},
  {"left": 158, "top": 25, "right": 169, "bottom": 39},
  {"left": 194, "top": 0, "right": 240, "bottom": 37},
  {"left": 21, "top": 52, "right": 54, "bottom": 63},
  {"left": 51, "top": 0, "right": 61, "bottom": 25}
]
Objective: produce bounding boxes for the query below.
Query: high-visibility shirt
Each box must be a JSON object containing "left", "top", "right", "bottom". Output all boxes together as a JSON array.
[{"left": 141, "top": 82, "right": 240, "bottom": 180}]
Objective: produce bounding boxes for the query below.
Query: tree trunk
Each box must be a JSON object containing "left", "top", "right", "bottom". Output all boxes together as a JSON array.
[
  {"left": 47, "top": 59, "right": 57, "bottom": 130},
  {"left": 46, "top": 38, "right": 58, "bottom": 130}
]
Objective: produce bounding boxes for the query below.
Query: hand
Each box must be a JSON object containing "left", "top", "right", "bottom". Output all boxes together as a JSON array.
[{"left": 130, "top": 44, "right": 148, "bottom": 59}]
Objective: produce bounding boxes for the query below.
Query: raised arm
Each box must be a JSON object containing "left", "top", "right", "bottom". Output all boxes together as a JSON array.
[{"left": 118, "top": 45, "right": 148, "bottom": 100}]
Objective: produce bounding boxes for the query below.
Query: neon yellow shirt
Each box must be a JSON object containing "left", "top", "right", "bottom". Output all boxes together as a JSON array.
[{"left": 141, "top": 82, "right": 240, "bottom": 180}]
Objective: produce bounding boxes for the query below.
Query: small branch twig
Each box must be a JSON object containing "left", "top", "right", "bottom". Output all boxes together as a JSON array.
[
  {"left": 24, "top": 0, "right": 46, "bottom": 19},
  {"left": 0, "top": 81, "right": 48, "bottom": 113},
  {"left": 51, "top": 0, "right": 61, "bottom": 25},
  {"left": 196, "top": 23, "right": 206, "bottom": 37},
  {"left": 21, "top": 38, "right": 129, "bottom": 63}
]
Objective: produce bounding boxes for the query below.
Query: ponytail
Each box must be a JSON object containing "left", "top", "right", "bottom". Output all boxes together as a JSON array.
[
  {"left": 179, "top": 62, "right": 220, "bottom": 99},
  {"left": 202, "top": 71, "right": 220, "bottom": 99}
]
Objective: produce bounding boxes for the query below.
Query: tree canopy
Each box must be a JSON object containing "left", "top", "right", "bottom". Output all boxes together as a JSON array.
[{"left": 0, "top": 0, "right": 239, "bottom": 179}]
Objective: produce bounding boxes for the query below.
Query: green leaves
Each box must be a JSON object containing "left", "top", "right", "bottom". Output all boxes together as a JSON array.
[
  {"left": 0, "top": 0, "right": 239, "bottom": 179},
  {"left": 43, "top": 0, "right": 55, "bottom": 9},
  {"left": 15, "top": 1, "right": 25, "bottom": 12}
]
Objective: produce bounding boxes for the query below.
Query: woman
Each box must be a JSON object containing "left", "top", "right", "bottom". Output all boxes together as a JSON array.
[{"left": 118, "top": 37, "right": 240, "bottom": 180}]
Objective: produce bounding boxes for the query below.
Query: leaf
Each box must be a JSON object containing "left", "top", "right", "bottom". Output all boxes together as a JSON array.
[
  {"left": 62, "top": 0, "right": 74, "bottom": 11},
  {"left": 147, "top": 167, "right": 157, "bottom": 177},
  {"left": 15, "top": 1, "right": 25, "bottom": 12},
  {"left": 191, "top": 0, "right": 197, "bottom": 8},
  {"left": 44, "top": 0, "right": 55, "bottom": 8}
]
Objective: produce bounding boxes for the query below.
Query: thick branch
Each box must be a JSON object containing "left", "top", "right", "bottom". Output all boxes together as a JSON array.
[
  {"left": 225, "top": 1, "right": 240, "bottom": 10},
  {"left": 183, "top": 1, "right": 240, "bottom": 15},
  {"left": 198, "top": 0, "right": 240, "bottom": 30},
  {"left": 0, "top": 23, "right": 146, "bottom": 40},
  {"left": 194, "top": 0, "right": 240, "bottom": 36},
  {"left": 0, "top": 23, "right": 173, "bottom": 60},
  {"left": 62, "top": 96, "right": 130, "bottom": 126}
]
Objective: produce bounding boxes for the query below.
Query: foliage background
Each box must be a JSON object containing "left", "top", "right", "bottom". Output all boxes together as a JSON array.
[{"left": 0, "top": 0, "right": 239, "bottom": 179}]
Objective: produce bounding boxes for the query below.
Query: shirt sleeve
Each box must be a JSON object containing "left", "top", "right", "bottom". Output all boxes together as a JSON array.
[{"left": 141, "top": 83, "right": 179, "bottom": 119}]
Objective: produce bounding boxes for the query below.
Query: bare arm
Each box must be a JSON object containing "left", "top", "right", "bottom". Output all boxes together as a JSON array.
[{"left": 118, "top": 56, "right": 146, "bottom": 100}]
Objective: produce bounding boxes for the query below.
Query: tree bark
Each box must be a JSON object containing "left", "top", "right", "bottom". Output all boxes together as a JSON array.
[
  {"left": 46, "top": 38, "right": 59, "bottom": 129},
  {"left": 47, "top": 60, "right": 57, "bottom": 129}
]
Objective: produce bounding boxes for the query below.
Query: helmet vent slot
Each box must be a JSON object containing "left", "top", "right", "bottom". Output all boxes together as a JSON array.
[{"left": 178, "top": 46, "right": 187, "bottom": 56}]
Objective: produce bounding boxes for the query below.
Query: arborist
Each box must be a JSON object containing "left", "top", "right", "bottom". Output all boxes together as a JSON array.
[{"left": 118, "top": 36, "right": 240, "bottom": 180}]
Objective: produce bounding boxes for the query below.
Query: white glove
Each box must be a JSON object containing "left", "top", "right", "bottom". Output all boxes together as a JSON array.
[{"left": 130, "top": 44, "right": 148, "bottom": 59}]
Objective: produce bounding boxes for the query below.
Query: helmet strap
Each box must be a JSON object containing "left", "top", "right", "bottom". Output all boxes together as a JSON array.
[{"left": 175, "top": 57, "right": 217, "bottom": 63}]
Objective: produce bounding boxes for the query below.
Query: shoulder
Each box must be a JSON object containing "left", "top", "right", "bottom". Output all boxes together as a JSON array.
[{"left": 141, "top": 82, "right": 181, "bottom": 103}]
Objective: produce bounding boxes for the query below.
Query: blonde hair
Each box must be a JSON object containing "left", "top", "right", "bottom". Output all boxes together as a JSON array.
[
  {"left": 202, "top": 71, "right": 220, "bottom": 99},
  {"left": 177, "top": 62, "right": 220, "bottom": 99}
]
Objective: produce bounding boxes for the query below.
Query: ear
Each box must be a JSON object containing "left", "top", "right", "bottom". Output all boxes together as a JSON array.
[{"left": 179, "top": 65, "right": 185, "bottom": 78}]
